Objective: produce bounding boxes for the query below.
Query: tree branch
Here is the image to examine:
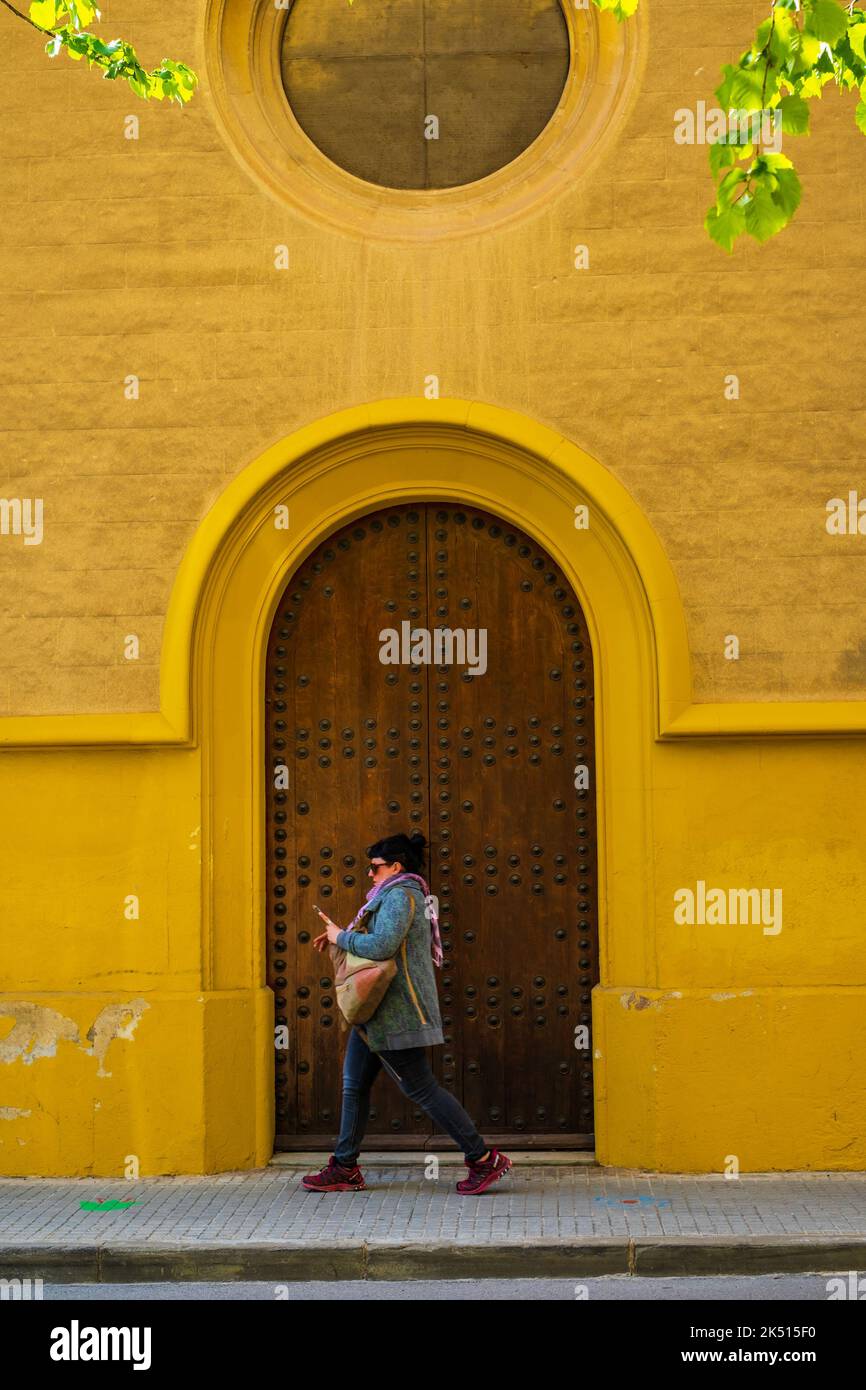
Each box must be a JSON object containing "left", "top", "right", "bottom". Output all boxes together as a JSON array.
[
  {"left": 755, "top": 0, "right": 778, "bottom": 161},
  {"left": 0, "top": 0, "right": 52, "bottom": 34}
]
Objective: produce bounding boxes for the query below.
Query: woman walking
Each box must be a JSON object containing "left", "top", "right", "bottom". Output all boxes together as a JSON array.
[{"left": 302, "top": 830, "right": 512, "bottom": 1195}]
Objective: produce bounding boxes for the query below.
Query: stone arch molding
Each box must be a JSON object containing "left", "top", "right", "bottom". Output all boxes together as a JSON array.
[
  {"left": 183, "top": 397, "right": 688, "bottom": 749},
  {"left": 191, "top": 398, "right": 670, "bottom": 996}
]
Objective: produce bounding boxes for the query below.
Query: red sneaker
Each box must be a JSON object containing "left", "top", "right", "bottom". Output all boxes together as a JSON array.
[
  {"left": 301, "top": 1155, "right": 366, "bottom": 1192},
  {"left": 456, "top": 1148, "right": 513, "bottom": 1194}
]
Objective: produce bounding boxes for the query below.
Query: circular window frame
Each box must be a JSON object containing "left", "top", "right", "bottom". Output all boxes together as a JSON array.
[{"left": 202, "top": 0, "right": 646, "bottom": 243}]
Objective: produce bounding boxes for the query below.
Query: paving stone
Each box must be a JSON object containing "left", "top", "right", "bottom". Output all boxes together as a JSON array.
[{"left": 1, "top": 1166, "right": 866, "bottom": 1248}]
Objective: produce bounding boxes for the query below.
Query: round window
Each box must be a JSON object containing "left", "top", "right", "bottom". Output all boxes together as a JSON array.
[
  {"left": 280, "top": 0, "right": 570, "bottom": 190},
  {"left": 204, "top": 0, "right": 643, "bottom": 242}
]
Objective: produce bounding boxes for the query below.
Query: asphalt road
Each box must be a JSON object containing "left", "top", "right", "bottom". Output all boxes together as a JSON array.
[{"left": 37, "top": 1274, "right": 852, "bottom": 1300}]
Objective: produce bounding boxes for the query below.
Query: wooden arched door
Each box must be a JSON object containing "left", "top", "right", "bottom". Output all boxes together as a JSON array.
[{"left": 265, "top": 502, "right": 599, "bottom": 1150}]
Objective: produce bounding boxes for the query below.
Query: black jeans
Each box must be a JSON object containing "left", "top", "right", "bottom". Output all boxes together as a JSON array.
[{"left": 334, "top": 1025, "right": 487, "bottom": 1166}]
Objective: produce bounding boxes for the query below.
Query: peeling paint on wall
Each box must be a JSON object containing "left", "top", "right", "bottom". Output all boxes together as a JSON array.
[
  {"left": 0, "top": 1106, "right": 31, "bottom": 1119},
  {"left": 623, "top": 992, "right": 652, "bottom": 1011},
  {"left": 0, "top": 998, "right": 150, "bottom": 1077},
  {"left": 84, "top": 999, "right": 150, "bottom": 1078},
  {"left": 619, "top": 990, "right": 683, "bottom": 1012},
  {"left": 621, "top": 991, "right": 649, "bottom": 1011},
  {"left": 0, "top": 1003, "right": 79, "bottom": 1064}
]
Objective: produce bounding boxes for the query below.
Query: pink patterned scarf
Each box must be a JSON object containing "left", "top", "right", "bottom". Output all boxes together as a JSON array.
[{"left": 345, "top": 871, "right": 443, "bottom": 968}]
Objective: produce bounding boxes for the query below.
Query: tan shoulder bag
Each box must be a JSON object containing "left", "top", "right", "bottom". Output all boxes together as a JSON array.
[{"left": 328, "top": 918, "right": 398, "bottom": 1026}]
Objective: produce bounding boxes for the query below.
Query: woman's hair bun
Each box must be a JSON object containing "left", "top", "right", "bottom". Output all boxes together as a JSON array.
[{"left": 365, "top": 829, "right": 427, "bottom": 873}]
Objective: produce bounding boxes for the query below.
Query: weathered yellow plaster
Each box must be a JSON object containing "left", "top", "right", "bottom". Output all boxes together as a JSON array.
[{"left": 2, "top": 402, "right": 865, "bottom": 1175}]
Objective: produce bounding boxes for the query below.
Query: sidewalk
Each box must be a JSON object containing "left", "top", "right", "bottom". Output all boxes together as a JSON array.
[{"left": 2, "top": 1156, "right": 866, "bottom": 1283}]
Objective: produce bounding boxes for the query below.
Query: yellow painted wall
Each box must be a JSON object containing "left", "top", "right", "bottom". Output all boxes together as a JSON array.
[
  {"left": 1, "top": 0, "right": 865, "bottom": 1175},
  {"left": 0, "top": 0, "right": 864, "bottom": 712}
]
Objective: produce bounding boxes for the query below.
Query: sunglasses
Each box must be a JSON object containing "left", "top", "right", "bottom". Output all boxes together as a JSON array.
[{"left": 367, "top": 859, "right": 393, "bottom": 874}]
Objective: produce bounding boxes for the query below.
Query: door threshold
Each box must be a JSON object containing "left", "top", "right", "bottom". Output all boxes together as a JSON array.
[
  {"left": 270, "top": 1150, "right": 598, "bottom": 1167},
  {"left": 276, "top": 1132, "right": 594, "bottom": 1153}
]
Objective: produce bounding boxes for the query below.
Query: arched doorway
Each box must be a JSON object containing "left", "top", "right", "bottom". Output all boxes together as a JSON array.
[{"left": 265, "top": 499, "right": 599, "bottom": 1150}]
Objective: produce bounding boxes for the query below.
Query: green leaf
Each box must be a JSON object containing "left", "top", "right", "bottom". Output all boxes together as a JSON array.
[
  {"left": 778, "top": 93, "right": 810, "bottom": 134},
  {"left": 804, "top": 0, "right": 848, "bottom": 46},
  {"left": 592, "top": 0, "right": 640, "bottom": 18},
  {"left": 29, "top": 0, "right": 60, "bottom": 26},
  {"left": 705, "top": 201, "right": 747, "bottom": 253},
  {"left": 760, "top": 152, "right": 795, "bottom": 170},
  {"left": 836, "top": 55, "right": 863, "bottom": 91},
  {"left": 850, "top": 23, "right": 866, "bottom": 63},
  {"left": 743, "top": 185, "right": 790, "bottom": 242},
  {"left": 793, "top": 31, "right": 823, "bottom": 70},
  {"left": 729, "top": 65, "right": 770, "bottom": 111},
  {"left": 856, "top": 99, "right": 866, "bottom": 135},
  {"left": 757, "top": 9, "right": 799, "bottom": 67},
  {"left": 816, "top": 47, "right": 836, "bottom": 75},
  {"left": 770, "top": 166, "right": 802, "bottom": 218},
  {"left": 735, "top": 158, "right": 801, "bottom": 242},
  {"left": 724, "top": 108, "right": 759, "bottom": 148},
  {"left": 708, "top": 140, "right": 738, "bottom": 177},
  {"left": 715, "top": 63, "right": 738, "bottom": 110},
  {"left": 717, "top": 167, "right": 749, "bottom": 207},
  {"left": 799, "top": 71, "right": 829, "bottom": 98}
]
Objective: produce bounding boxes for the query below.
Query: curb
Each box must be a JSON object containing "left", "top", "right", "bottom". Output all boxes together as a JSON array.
[{"left": 3, "top": 1237, "right": 866, "bottom": 1283}]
